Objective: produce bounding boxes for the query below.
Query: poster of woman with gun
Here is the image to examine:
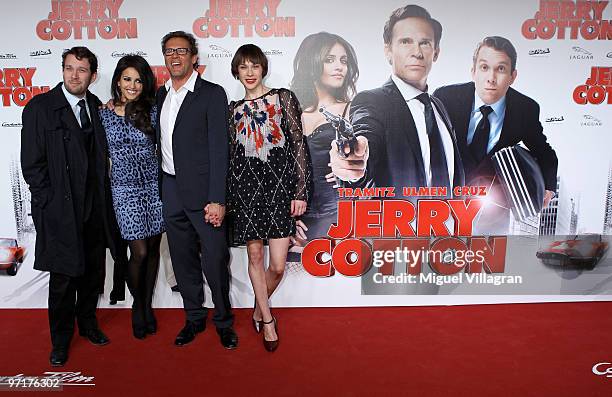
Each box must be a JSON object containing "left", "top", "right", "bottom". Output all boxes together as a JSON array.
[{"left": 289, "top": 32, "right": 360, "bottom": 258}]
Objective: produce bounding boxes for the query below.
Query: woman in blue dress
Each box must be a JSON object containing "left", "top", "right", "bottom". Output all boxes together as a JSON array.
[{"left": 100, "top": 55, "right": 164, "bottom": 339}]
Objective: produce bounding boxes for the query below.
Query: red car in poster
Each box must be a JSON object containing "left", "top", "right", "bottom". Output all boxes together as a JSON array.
[
  {"left": 536, "top": 234, "right": 608, "bottom": 269},
  {"left": 0, "top": 238, "right": 25, "bottom": 276}
]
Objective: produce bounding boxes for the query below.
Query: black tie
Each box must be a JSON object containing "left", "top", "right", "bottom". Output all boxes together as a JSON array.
[
  {"left": 77, "top": 99, "right": 95, "bottom": 219},
  {"left": 416, "top": 93, "right": 450, "bottom": 190},
  {"left": 77, "top": 99, "right": 92, "bottom": 131},
  {"left": 470, "top": 105, "right": 493, "bottom": 163}
]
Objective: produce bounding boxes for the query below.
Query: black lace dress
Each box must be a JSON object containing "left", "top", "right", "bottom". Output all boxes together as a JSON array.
[{"left": 227, "top": 88, "right": 312, "bottom": 245}]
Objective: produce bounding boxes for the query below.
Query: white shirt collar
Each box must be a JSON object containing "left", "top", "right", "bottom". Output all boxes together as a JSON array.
[
  {"left": 472, "top": 91, "right": 506, "bottom": 115},
  {"left": 391, "top": 74, "right": 426, "bottom": 102},
  {"left": 165, "top": 69, "right": 198, "bottom": 93},
  {"left": 61, "top": 83, "right": 86, "bottom": 108}
]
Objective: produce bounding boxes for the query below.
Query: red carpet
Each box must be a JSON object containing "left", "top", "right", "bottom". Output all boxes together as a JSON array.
[{"left": 0, "top": 303, "right": 610, "bottom": 396}]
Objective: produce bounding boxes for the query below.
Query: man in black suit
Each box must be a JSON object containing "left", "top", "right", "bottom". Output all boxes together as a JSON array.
[
  {"left": 21, "top": 47, "right": 116, "bottom": 366},
  {"left": 434, "top": 36, "right": 557, "bottom": 232},
  {"left": 330, "top": 4, "right": 464, "bottom": 195},
  {"left": 157, "top": 31, "right": 237, "bottom": 349}
]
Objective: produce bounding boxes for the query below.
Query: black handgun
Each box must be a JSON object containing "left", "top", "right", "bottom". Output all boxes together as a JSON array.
[{"left": 319, "top": 106, "right": 356, "bottom": 158}]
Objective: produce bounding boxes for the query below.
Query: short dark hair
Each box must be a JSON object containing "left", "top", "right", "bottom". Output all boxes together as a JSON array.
[
  {"left": 473, "top": 36, "right": 518, "bottom": 72},
  {"left": 383, "top": 4, "right": 442, "bottom": 48},
  {"left": 290, "top": 32, "right": 359, "bottom": 111},
  {"left": 161, "top": 30, "right": 199, "bottom": 69},
  {"left": 62, "top": 46, "right": 98, "bottom": 74},
  {"left": 231, "top": 44, "right": 268, "bottom": 79}
]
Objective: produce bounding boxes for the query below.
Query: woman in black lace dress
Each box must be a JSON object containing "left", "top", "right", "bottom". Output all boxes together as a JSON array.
[
  {"left": 227, "top": 44, "right": 312, "bottom": 352},
  {"left": 290, "top": 32, "right": 359, "bottom": 248}
]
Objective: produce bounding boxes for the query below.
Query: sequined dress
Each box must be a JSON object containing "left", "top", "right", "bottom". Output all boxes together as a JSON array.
[{"left": 227, "top": 88, "right": 312, "bottom": 245}]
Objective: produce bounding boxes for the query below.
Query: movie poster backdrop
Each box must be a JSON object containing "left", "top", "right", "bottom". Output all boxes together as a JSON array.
[{"left": 0, "top": 0, "right": 610, "bottom": 308}]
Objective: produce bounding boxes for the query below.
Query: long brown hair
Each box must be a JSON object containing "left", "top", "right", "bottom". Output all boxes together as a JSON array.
[{"left": 290, "top": 32, "right": 359, "bottom": 112}]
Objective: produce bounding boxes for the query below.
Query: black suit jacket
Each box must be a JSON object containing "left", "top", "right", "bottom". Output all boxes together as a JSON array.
[
  {"left": 350, "top": 78, "right": 465, "bottom": 193},
  {"left": 21, "top": 83, "right": 117, "bottom": 276},
  {"left": 156, "top": 75, "right": 229, "bottom": 210},
  {"left": 433, "top": 82, "right": 558, "bottom": 191}
]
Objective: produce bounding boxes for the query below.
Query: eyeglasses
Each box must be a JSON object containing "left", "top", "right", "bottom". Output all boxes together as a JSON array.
[{"left": 163, "top": 47, "right": 190, "bottom": 56}]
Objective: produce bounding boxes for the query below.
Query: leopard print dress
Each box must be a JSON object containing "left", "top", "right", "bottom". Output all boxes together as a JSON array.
[{"left": 100, "top": 106, "right": 164, "bottom": 241}]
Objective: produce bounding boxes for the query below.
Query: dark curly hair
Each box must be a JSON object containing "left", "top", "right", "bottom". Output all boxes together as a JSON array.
[
  {"left": 290, "top": 32, "right": 359, "bottom": 112},
  {"left": 110, "top": 55, "right": 155, "bottom": 135}
]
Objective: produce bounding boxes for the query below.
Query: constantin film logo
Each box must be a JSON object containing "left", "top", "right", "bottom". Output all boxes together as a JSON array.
[
  {"left": 528, "top": 47, "right": 550, "bottom": 56},
  {"left": 207, "top": 45, "right": 282, "bottom": 59},
  {"left": 112, "top": 50, "right": 148, "bottom": 58},
  {"left": 30, "top": 49, "right": 52, "bottom": 58},
  {"left": 264, "top": 48, "right": 283, "bottom": 56},
  {"left": 544, "top": 115, "right": 565, "bottom": 123},
  {"left": 2, "top": 122, "right": 22, "bottom": 128},
  {"left": 522, "top": 0, "right": 610, "bottom": 40},
  {"left": 573, "top": 66, "right": 611, "bottom": 104},
  {"left": 592, "top": 362, "right": 612, "bottom": 378},
  {"left": 0, "top": 53, "right": 17, "bottom": 60},
  {"left": 37, "top": 0, "right": 138, "bottom": 40},
  {"left": 0, "top": 68, "right": 50, "bottom": 107},
  {"left": 193, "top": 0, "right": 295, "bottom": 38}
]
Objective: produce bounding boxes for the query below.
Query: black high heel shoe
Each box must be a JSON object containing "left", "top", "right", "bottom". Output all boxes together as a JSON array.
[
  {"left": 146, "top": 321, "right": 157, "bottom": 335},
  {"left": 109, "top": 293, "right": 123, "bottom": 305},
  {"left": 262, "top": 317, "right": 278, "bottom": 352},
  {"left": 109, "top": 288, "right": 125, "bottom": 306},
  {"left": 133, "top": 326, "right": 146, "bottom": 339},
  {"left": 145, "top": 309, "right": 157, "bottom": 335},
  {"left": 132, "top": 316, "right": 146, "bottom": 339},
  {"left": 132, "top": 305, "right": 147, "bottom": 340}
]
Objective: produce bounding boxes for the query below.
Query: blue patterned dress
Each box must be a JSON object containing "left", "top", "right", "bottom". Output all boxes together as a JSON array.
[{"left": 100, "top": 106, "right": 164, "bottom": 240}]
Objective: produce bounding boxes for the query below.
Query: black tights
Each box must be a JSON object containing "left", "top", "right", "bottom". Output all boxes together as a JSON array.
[{"left": 126, "top": 234, "right": 162, "bottom": 329}]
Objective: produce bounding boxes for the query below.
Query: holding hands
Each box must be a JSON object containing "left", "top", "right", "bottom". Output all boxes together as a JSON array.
[{"left": 205, "top": 203, "right": 226, "bottom": 227}]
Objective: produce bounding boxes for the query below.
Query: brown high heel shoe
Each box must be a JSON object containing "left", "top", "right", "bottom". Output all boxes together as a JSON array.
[{"left": 262, "top": 317, "right": 278, "bottom": 352}]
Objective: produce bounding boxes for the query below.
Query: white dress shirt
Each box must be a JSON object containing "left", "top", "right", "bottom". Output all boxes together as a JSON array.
[
  {"left": 160, "top": 69, "right": 198, "bottom": 175},
  {"left": 466, "top": 93, "right": 506, "bottom": 154},
  {"left": 391, "top": 75, "right": 454, "bottom": 187},
  {"left": 62, "top": 83, "right": 91, "bottom": 128}
]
